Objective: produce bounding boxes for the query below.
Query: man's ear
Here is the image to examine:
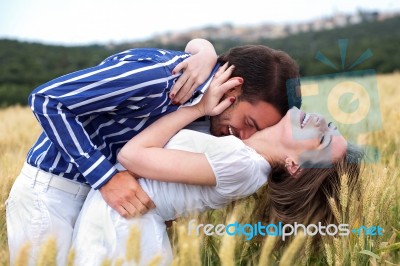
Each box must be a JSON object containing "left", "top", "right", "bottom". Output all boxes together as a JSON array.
[
  {"left": 285, "top": 157, "right": 301, "bottom": 177},
  {"left": 225, "top": 78, "right": 243, "bottom": 97}
]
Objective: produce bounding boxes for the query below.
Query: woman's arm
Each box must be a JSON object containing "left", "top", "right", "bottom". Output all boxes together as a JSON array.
[
  {"left": 170, "top": 38, "right": 218, "bottom": 104},
  {"left": 118, "top": 64, "right": 240, "bottom": 186}
]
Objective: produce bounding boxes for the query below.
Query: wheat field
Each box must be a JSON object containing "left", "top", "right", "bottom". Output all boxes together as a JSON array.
[{"left": 0, "top": 73, "right": 399, "bottom": 265}]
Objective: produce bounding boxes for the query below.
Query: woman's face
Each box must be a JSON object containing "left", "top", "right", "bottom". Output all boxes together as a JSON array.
[{"left": 278, "top": 107, "right": 347, "bottom": 167}]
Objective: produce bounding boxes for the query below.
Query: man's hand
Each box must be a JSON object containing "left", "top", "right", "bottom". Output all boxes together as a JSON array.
[{"left": 99, "top": 171, "right": 155, "bottom": 218}]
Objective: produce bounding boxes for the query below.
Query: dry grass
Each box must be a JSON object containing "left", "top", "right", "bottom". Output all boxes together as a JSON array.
[{"left": 1, "top": 73, "right": 400, "bottom": 265}]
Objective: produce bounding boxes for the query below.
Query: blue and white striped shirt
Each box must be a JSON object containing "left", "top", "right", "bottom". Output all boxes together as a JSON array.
[{"left": 27, "top": 48, "right": 218, "bottom": 189}]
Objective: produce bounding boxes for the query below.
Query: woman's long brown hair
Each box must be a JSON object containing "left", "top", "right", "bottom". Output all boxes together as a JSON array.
[{"left": 253, "top": 143, "right": 364, "bottom": 248}]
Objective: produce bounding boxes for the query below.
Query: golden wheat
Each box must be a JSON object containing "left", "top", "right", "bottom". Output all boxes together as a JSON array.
[
  {"left": 257, "top": 236, "right": 278, "bottom": 266},
  {"left": 66, "top": 249, "right": 76, "bottom": 266},
  {"left": 14, "top": 242, "right": 31, "bottom": 266},
  {"left": 126, "top": 225, "right": 141, "bottom": 264},
  {"left": 218, "top": 213, "right": 237, "bottom": 266},
  {"left": 279, "top": 230, "right": 307, "bottom": 266},
  {"left": 36, "top": 237, "right": 57, "bottom": 266}
]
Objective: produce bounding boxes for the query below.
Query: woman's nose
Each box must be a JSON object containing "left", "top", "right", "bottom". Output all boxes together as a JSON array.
[{"left": 314, "top": 115, "right": 327, "bottom": 129}]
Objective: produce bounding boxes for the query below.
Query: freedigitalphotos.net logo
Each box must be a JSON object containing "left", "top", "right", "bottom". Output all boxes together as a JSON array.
[
  {"left": 188, "top": 220, "right": 383, "bottom": 241},
  {"left": 287, "top": 39, "right": 382, "bottom": 165}
]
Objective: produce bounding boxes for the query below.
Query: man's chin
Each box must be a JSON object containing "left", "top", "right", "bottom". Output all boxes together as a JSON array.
[
  {"left": 209, "top": 127, "right": 220, "bottom": 136},
  {"left": 209, "top": 119, "right": 222, "bottom": 136}
]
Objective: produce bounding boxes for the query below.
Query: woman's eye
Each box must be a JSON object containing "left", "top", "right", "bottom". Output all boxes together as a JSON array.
[
  {"left": 320, "top": 136, "right": 325, "bottom": 144},
  {"left": 328, "top": 122, "right": 337, "bottom": 130}
]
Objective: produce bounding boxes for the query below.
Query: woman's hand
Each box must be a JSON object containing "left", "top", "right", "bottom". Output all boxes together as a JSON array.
[
  {"left": 169, "top": 39, "right": 218, "bottom": 105},
  {"left": 196, "top": 63, "right": 241, "bottom": 117}
]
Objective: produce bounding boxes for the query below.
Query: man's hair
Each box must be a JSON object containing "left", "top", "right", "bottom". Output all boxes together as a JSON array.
[{"left": 218, "top": 45, "right": 301, "bottom": 116}]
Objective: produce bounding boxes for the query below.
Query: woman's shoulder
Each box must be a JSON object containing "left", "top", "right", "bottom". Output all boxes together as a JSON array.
[
  {"left": 168, "top": 130, "right": 268, "bottom": 171},
  {"left": 167, "top": 129, "right": 244, "bottom": 152}
]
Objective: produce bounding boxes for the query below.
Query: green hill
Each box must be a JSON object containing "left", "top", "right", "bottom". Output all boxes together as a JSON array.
[{"left": 0, "top": 16, "right": 399, "bottom": 107}]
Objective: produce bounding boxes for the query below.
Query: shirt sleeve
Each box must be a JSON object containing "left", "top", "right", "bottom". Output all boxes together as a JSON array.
[
  {"left": 28, "top": 49, "right": 191, "bottom": 188},
  {"left": 204, "top": 136, "right": 269, "bottom": 198}
]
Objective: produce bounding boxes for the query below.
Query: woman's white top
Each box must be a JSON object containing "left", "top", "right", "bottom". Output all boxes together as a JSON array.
[
  {"left": 73, "top": 129, "right": 270, "bottom": 265},
  {"left": 134, "top": 129, "right": 270, "bottom": 221}
]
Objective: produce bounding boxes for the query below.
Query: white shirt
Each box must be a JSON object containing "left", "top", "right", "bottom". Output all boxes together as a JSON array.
[
  {"left": 135, "top": 129, "right": 270, "bottom": 221},
  {"left": 73, "top": 129, "right": 270, "bottom": 265}
]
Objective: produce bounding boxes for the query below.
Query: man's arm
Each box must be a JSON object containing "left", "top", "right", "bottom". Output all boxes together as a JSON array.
[
  {"left": 29, "top": 50, "right": 190, "bottom": 218},
  {"left": 29, "top": 59, "right": 166, "bottom": 217},
  {"left": 29, "top": 56, "right": 178, "bottom": 189},
  {"left": 170, "top": 38, "right": 218, "bottom": 104},
  {"left": 29, "top": 40, "right": 218, "bottom": 218}
]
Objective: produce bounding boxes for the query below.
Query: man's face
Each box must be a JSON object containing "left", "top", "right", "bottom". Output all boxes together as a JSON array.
[{"left": 210, "top": 100, "right": 282, "bottom": 139}]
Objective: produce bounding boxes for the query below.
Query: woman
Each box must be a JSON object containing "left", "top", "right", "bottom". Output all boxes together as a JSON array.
[{"left": 72, "top": 64, "right": 362, "bottom": 265}]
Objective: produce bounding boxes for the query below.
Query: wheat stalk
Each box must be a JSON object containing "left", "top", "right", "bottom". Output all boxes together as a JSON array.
[
  {"left": 172, "top": 224, "right": 201, "bottom": 266},
  {"left": 126, "top": 225, "right": 141, "bottom": 264},
  {"left": 340, "top": 173, "right": 349, "bottom": 212},
  {"left": 279, "top": 230, "right": 306, "bottom": 266},
  {"left": 147, "top": 255, "right": 162, "bottom": 266},
  {"left": 333, "top": 237, "right": 343, "bottom": 266},
  {"left": 14, "top": 242, "right": 31, "bottom": 266},
  {"left": 257, "top": 236, "right": 277, "bottom": 266},
  {"left": 219, "top": 213, "right": 237, "bottom": 266},
  {"left": 36, "top": 236, "right": 57, "bottom": 266},
  {"left": 66, "top": 248, "right": 75, "bottom": 266},
  {"left": 324, "top": 242, "right": 334, "bottom": 266},
  {"left": 328, "top": 197, "right": 342, "bottom": 223},
  {"left": 100, "top": 258, "right": 112, "bottom": 266}
]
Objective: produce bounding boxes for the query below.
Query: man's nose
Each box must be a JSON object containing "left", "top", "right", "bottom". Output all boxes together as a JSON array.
[{"left": 239, "top": 128, "right": 257, "bottom": 140}]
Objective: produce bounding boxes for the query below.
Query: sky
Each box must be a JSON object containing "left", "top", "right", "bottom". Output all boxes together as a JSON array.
[{"left": 1, "top": 0, "right": 399, "bottom": 46}]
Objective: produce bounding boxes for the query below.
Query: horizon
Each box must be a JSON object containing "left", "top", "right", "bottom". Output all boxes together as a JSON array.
[
  {"left": 1, "top": 0, "right": 399, "bottom": 46},
  {"left": 1, "top": 10, "right": 398, "bottom": 48}
]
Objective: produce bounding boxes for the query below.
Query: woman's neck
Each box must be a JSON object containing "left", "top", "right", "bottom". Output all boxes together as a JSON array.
[{"left": 242, "top": 129, "right": 284, "bottom": 165}]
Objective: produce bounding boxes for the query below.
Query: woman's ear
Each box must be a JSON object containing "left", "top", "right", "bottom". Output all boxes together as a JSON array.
[{"left": 285, "top": 157, "right": 301, "bottom": 177}]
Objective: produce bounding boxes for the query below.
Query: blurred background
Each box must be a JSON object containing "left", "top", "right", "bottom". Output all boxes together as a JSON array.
[{"left": 0, "top": 0, "right": 399, "bottom": 106}]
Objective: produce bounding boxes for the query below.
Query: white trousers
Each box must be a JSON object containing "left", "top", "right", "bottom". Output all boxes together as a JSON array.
[
  {"left": 6, "top": 163, "right": 89, "bottom": 266},
  {"left": 72, "top": 190, "right": 173, "bottom": 266}
]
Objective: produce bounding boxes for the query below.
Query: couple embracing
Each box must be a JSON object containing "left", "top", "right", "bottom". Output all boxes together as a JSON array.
[{"left": 6, "top": 39, "right": 362, "bottom": 265}]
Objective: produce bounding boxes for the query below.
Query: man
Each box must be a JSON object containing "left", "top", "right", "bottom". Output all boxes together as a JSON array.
[{"left": 6, "top": 39, "right": 301, "bottom": 265}]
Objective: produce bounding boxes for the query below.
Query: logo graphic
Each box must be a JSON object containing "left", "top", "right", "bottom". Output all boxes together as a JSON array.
[
  {"left": 351, "top": 225, "right": 383, "bottom": 236},
  {"left": 188, "top": 220, "right": 384, "bottom": 241},
  {"left": 287, "top": 39, "right": 382, "bottom": 165}
]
